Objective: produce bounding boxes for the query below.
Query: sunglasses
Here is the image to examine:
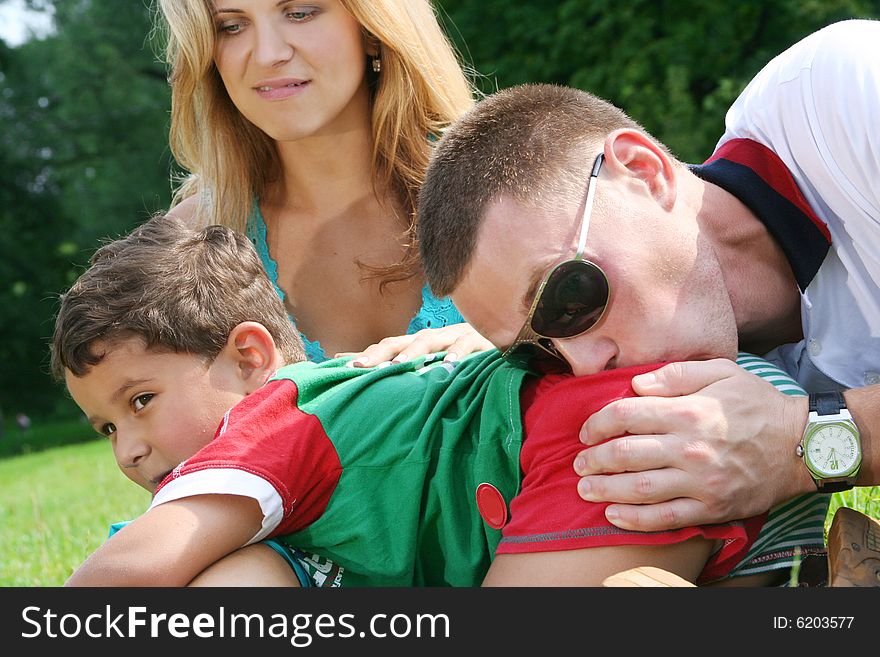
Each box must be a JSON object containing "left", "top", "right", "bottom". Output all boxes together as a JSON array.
[{"left": 501, "top": 153, "right": 610, "bottom": 373}]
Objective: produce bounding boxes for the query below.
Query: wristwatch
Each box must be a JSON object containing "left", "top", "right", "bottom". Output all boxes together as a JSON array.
[{"left": 797, "top": 391, "right": 862, "bottom": 493}]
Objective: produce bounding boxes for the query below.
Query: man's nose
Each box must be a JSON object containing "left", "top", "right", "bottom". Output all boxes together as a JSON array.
[{"left": 553, "top": 333, "right": 618, "bottom": 376}]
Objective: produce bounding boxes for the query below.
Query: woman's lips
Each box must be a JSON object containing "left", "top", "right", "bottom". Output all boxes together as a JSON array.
[{"left": 254, "top": 78, "right": 310, "bottom": 100}]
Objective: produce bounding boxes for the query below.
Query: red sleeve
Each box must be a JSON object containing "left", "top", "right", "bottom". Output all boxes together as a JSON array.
[
  {"left": 499, "top": 363, "right": 765, "bottom": 584},
  {"left": 155, "top": 378, "right": 342, "bottom": 537}
]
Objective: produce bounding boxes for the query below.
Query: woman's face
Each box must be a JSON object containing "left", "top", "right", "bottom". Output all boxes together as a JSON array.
[{"left": 211, "top": 1, "right": 371, "bottom": 143}]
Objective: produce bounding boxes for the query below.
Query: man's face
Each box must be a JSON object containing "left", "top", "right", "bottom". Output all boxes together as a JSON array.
[{"left": 451, "top": 175, "right": 739, "bottom": 375}]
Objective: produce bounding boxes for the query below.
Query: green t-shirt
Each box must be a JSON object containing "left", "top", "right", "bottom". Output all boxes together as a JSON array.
[{"left": 271, "top": 351, "right": 530, "bottom": 586}]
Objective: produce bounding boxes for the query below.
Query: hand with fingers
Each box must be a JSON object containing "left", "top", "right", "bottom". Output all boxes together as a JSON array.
[
  {"left": 573, "top": 358, "right": 814, "bottom": 532},
  {"left": 336, "top": 322, "right": 495, "bottom": 368}
]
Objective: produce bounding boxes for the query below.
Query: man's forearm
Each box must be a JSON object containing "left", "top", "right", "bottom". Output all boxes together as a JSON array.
[
  {"left": 777, "top": 393, "right": 820, "bottom": 503},
  {"left": 845, "top": 384, "right": 879, "bottom": 487}
]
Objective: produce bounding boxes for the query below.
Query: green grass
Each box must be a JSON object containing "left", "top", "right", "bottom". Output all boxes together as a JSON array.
[
  {"left": 0, "top": 438, "right": 878, "bottom": 587},
  {"left": 825, "top": 486, "right": 880, "bottom": 537},
  {"left": 0, "top": 439, "right": 150, "bottom": 586}
]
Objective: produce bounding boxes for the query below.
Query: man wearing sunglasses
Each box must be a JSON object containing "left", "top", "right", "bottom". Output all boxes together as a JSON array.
[{"left": 417, "top": 19, "right": 880, "bottom": 585}]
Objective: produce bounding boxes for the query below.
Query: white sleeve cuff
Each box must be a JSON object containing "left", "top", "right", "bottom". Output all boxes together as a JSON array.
[{"left": 149, "top": 469, "right": 285, "bottom": 545}]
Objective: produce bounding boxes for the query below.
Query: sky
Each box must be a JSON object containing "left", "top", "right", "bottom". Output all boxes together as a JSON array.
[{"left": 0, "top": 0, "right": 55, "bottom": 47}]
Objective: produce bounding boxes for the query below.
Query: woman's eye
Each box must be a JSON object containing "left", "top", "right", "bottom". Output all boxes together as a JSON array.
[
  {"left": 101, "top": 423, "right": 116, "bottom": 437},
  {"left": 217, "top": 20, "right": 244, "bottom": 35},
  {"left": 133, "top": 394, "right": 154, "bottom": 412},
  {"left": 286, "top": 8, "right": 318, "bottom": 22}
]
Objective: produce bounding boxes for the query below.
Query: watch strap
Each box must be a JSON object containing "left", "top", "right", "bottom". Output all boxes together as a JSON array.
[
  {"left": 817, "top": 479, "right": 856, "bottom": 494},
  {"left": 809, "top": 391, "right": 846, "bottom": 416}
]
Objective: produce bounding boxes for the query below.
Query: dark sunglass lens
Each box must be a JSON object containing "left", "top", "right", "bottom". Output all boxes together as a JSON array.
[
  {"left": 532, "top": 261, "right": 608, "bottom": 338},
  {"left": 505, "top": 342, "right": 571, "bottom": 374}
]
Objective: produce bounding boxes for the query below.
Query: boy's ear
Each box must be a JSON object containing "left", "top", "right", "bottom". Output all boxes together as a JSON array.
[
  {"left": 603, "top": 129, "right": 677, "bottom": 211},
  {"left": 223, "top": 322, "right": 282, "bottom": 392}
]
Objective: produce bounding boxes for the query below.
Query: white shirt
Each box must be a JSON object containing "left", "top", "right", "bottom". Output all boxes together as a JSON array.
[{"left": 717, "top": 19, "right": 880, "bottom": 390}]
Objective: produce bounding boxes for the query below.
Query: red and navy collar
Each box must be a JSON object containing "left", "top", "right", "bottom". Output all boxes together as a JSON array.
[{"left": 690, "top": 138, "right": 831, "bottom": 292}]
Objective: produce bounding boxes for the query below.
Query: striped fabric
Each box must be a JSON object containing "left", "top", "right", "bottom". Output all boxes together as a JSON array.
[{"left": 727, "top": 353, "right": 830, "bottom": 581}]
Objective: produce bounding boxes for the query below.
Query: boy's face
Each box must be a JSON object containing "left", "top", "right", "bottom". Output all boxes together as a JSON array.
[{"left": 65, "top": 337, "right": 252, "bottom": 494}]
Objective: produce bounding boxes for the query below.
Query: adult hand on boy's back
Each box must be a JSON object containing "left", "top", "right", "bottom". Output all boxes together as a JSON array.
[
  {"left": 573, "top": 359, "right": 813, "bottom": 531},
  {"left": 337, "top": 322, "right": 494, "bottom": 367}
]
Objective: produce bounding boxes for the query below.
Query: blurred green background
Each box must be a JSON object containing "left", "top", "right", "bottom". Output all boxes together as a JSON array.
[
  {"left": 4, "top": 0, "right": 880, "bottom": 421},
  {"left": 1, "top": 0, "right": 879, "bottom": 584}
]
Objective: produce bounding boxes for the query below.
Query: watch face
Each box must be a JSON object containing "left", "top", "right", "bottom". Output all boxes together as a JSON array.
[{"left": 803, "top": 421, "right": 861, "bottom": 478}]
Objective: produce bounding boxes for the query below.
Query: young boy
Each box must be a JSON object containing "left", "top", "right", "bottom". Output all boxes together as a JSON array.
[{"left": 53, "top": 216, "right": 801, "bottom": 587}]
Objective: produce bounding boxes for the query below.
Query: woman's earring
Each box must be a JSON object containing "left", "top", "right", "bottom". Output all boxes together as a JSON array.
[{"left": 372, "top": 57, "right": 382, "bottom": 73}]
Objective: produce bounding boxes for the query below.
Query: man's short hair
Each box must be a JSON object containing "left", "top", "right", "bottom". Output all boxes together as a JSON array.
[
  {"left": 418, "top": 83, "right": 653, "bottom": 297},
  {"left": 51, "top": 215, "right": 305, "bottom": 379}
]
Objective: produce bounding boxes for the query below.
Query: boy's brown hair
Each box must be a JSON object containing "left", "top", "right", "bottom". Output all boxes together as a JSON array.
[
  {"left": 51, "top": 214, "right": 304, "bottom": 379},
  {"left": 417, "top": 83, "right": 669, "bottom": 297}
]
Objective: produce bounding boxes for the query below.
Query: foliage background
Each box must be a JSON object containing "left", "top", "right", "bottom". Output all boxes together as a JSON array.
[
  {"left": 1, "top": 0, "right": 880, "bottom": 420},
  {"left": 1, "top": 0, "right": 880, "bottom": 587}
]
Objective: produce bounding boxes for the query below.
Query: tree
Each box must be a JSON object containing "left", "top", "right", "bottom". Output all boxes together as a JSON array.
[
  {"left": 437, "top": 0, "right": 880, "bottom": 161},
  {"left": 0, "top": 73, "right": 71, "bottom": 414},
  {"left": 0, "top": 0, "right": 173, "bottom": 415},
  {"left": 4, "top": 0, "right": 880, "bottom": 416}
]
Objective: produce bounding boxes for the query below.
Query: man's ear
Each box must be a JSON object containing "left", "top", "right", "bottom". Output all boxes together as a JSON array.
[
  {"left": 223, "top": 322, "right": 282, "bottom": 393},
  {"left": 602, "top": 129, "right": 678, "bottom": 211}
]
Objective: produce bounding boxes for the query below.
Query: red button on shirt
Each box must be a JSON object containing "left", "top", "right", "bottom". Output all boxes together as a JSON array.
[{"left": 476, "top": 482, "right": 508, "bottom": 529}]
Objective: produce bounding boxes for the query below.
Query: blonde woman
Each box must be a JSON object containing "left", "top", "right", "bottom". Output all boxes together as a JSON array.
[{"left": 156, "top": 0, "right": 493, "bottom": 365}]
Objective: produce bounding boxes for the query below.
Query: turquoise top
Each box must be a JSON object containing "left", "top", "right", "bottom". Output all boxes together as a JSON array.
[{"left": 246, "top": 201, "right": 465, "bottom": 362}]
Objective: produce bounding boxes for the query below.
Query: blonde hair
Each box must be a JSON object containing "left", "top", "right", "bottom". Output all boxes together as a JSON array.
[{"left": 154, "top": 0, "right": 476, "bottom": 282}]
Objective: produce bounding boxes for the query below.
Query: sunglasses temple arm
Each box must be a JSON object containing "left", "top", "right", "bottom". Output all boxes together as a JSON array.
[{"left": 576, "top": 154, "right": 603, "bottom": 256}]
